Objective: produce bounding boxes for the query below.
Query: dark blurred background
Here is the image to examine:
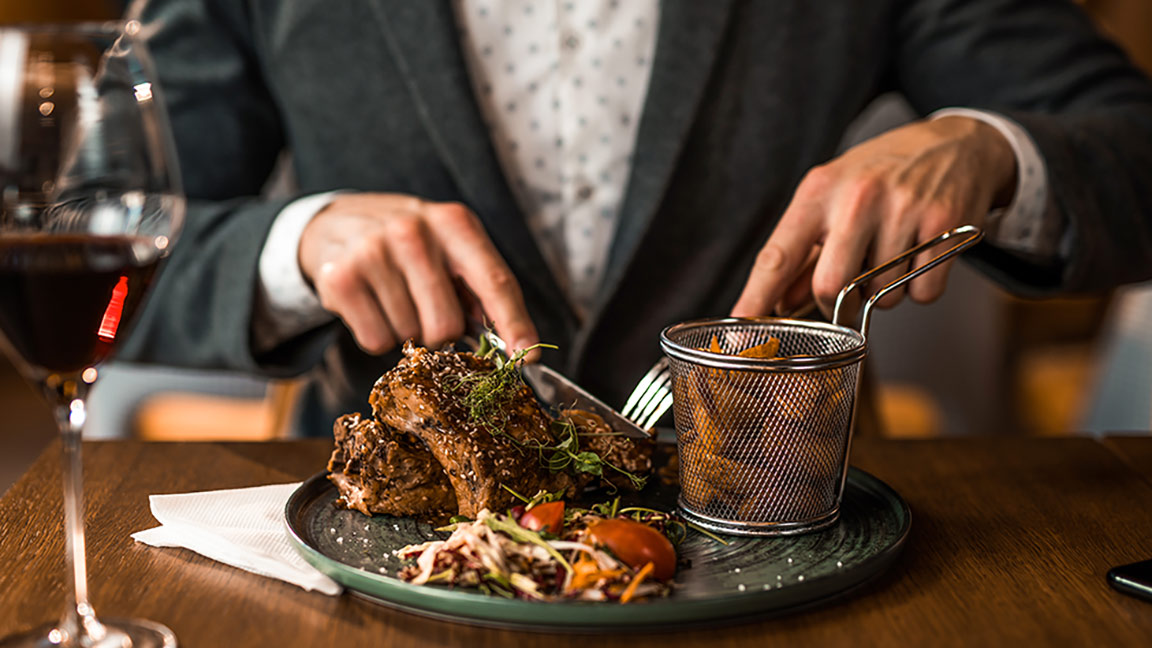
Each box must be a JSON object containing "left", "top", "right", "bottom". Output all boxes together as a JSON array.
[{"left": 2, "top": 0, "right": 1151, "bottom": 494}]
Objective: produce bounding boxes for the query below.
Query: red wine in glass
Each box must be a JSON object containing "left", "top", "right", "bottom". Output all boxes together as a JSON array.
[{"left": 0, "top": 235, "right": 162, "bottom": 376}]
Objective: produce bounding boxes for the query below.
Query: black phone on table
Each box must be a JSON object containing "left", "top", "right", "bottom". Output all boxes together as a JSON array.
[{"left": 1107, "top": 559, "right": 1152, "bottom": 603}]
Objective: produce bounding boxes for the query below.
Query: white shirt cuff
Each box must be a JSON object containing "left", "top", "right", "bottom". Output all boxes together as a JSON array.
[
  {"left": 931, "top": 107, "right": 1062, "bottom": 260},
  {"left": 252, "top": 191, "right": 343, "bottom": 352}
]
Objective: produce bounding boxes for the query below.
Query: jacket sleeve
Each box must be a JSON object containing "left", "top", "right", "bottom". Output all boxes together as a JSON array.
[
  {"left": 117, "top": 0, "right": 334, "bottom": 375},
  {"left": 895, "top": 0, "right": 1152, "bottom": 295}
]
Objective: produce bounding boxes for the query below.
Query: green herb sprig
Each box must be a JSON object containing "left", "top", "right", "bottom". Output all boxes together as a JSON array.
[
  {"left": 457, "top": 336, "right": 648, "bottom": 490},
  {"left": 454, "top": 341, "right": 557, "bottom": 445},
  {"left": 545, "top": 420, "right": 647, "bottom": 490}
]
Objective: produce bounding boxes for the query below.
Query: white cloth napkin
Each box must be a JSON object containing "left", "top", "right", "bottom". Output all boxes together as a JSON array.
[{"left": 131, "top": 483, "right": 342, "bottom": 596}]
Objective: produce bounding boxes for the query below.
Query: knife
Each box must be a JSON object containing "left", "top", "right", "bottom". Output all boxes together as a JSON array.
[{"left": 520, "top": 363, "right": 651, "bottom": 440}]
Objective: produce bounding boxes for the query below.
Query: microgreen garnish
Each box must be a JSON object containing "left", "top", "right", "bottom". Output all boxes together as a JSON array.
[
  {"left": 500, "top": 483, "right": 531, "bottom": 504},
  {"left": 589, "top": 497, "right": 620, "bottom": 518},
  {"left": 457, "top": 335, "right": 648, "bottom": 490},
  {"left": 527, "top": 488, "right": 566, "bottom": 509},
  {"left": 546, "top": 420, "right": 648, "bottom": 490},
  {"left": 454, "top": 342, "right": 557, "bottom": 446}
]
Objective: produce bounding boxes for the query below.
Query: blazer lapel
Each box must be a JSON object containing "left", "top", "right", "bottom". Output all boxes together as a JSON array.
[
  {"left": 368, "top": 0, "right": 569, "bottom": 323},
  {"left": 597, "top": 0, "right": 735, "bottom": 309}
]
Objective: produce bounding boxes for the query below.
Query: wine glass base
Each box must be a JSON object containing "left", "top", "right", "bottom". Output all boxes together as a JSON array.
[{"left": 0, "top": 618, "right": 176, "bottom": 648}]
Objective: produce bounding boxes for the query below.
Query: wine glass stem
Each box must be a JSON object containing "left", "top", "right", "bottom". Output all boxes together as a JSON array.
[{"left": 49, "top": 382, "right": 107, "bottom": 643}]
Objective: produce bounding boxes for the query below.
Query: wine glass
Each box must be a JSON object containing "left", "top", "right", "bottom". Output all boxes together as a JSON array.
[{"left": 0, "top": 21, "right": 182, "bottom": 648}]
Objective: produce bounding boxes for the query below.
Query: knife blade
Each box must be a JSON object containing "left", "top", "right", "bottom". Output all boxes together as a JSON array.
[{"left": 520, "top": 363, "right": 651, "bottom": 439}]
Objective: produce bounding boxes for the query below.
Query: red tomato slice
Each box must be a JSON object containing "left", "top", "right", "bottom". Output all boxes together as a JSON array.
[
  {"left": 585, "top": 518, "right": 676, "bottom": 581},
  {"left": 519, "top": 500, "right": 565, "bottom": 534}
]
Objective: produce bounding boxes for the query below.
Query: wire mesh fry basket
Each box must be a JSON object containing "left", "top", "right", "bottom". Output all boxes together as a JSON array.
[{"left": 660, "top": 226, "right": 983, "bottom": 536}]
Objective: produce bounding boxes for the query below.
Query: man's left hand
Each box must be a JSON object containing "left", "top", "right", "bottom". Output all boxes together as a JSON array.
[{"left": 731, "top": 115, "right": 1018, "bottom": 318}]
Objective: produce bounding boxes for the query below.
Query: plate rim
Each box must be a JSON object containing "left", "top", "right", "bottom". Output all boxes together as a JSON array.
[{"left": 284, "top": 467, "right": 911, "bottom": 630}]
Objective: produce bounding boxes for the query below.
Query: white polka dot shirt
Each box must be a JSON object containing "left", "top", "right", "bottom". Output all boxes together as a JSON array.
[{"left": 454, "top": 0, "right": 658, "bottom": 318}]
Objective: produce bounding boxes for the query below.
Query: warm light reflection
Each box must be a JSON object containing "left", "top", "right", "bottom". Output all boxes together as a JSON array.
[
  {"left": 69, "top": 398, "right": 85, "bottom": 428},
  {"left": 97, "top": 276, "right": 129, "bottom": 341},
  {"left": 133, "top": 82, "right": 152, "bottom": 103},
  {"left": 154, "top": 235, "right": 169, "bottom": 250},
  {"left": 82, "top": 368, "right": 98, "bottom": 384}
]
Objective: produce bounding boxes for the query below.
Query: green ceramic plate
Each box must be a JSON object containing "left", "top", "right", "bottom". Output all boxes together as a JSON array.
[{"left": 284, "top": 446, "right": 910, "bottom": 631}]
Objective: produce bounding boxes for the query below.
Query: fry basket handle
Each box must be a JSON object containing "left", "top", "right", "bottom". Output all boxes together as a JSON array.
[{"left": 832, "top": 225, "right": 984, "bottom": 338}]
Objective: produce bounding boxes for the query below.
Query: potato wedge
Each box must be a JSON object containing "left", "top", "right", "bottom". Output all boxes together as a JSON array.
[{"left": 737, "top": 338, "right": 780, "bottom": 359}]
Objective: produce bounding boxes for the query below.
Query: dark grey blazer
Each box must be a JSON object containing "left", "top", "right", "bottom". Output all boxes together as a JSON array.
[{"left": 123, "top": 0, "right": 1152, "bottom": 422}]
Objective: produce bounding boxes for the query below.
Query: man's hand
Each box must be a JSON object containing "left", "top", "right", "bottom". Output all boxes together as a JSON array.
[
  {"left": 731, "top": 116, "right": 1018, "bottom": 318},
  {"left": 298, "top": 194, "right": 538, "bottom": 355}
]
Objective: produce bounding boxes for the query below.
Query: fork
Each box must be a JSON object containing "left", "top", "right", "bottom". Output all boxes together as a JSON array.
[{"left": 620, "top": 357, "right": 673, "bottom": 431}]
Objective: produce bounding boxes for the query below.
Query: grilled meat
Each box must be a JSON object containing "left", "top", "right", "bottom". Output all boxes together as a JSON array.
[
  {"left": 369, "top": 343, "right": 575, "bottom": 518},
  {"left": 327, "top": 343, "right": 654, "bottom": 520},
  {"left": 326, "top": 413, "right": 457, "bottom": 517}
]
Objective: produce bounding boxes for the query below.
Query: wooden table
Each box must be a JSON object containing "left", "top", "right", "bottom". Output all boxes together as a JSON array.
[{"left": 1, "top": 437, "right": 1151, "bottom": 646}]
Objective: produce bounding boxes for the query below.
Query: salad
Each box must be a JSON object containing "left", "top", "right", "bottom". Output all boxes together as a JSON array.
[{"left": 396, "top": 496, "right": 698, "bottom": 602}]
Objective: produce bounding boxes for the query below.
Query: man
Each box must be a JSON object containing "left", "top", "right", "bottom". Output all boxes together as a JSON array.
[{"left": 124, "top": 0, "right": 1152, "bottom": 427}]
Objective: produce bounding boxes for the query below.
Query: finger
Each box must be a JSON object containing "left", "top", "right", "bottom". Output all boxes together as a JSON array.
[
  {"left": 354, "top": 240, "right": 421, "bottom": 343},
  {"left": 313, "top": 261, "right": 396, "bottom": 354},
  {"left": 907, "top": 251, "right": 955, "bottom": 305},
  {"left": 452, "top": 278, "right": 488, "bottom": 326},
  {"left": 867, "top": 213, "right": 918, "bottom": 310},
  {"left": 730, "top": 188, "right": 828, "bottom": 317},
  {"left": 907, "top": 207, "right": 964, "bottom": 304},
  {"left": 775, "top": 244, "right": 821, "bottom": 315},
  {"left": 384, "top": 213, "right": 466, "bottom": 348},
  {"left": 810, "top": 201, "right": 879, "bottom": 316},
  {"left": 427, "top": 203, "right": 540, "bottom": 357}
]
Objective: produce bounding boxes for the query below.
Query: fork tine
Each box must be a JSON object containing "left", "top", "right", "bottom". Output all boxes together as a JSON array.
[
  {"left": 639, "top": 392, "right": 674, "bottom": 430},
  {"left": 633, "top": 369, "right": 672, "bottom": 425},
  {"left": 628, "top": 367, "right": 671, "bottom": 422},
  {"left": 621, "top": 357, "right": 669, "bottom": 418}
]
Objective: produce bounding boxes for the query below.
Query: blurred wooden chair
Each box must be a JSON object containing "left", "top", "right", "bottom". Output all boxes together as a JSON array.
[
  {"left": 876, "top": 383, "right": 944, "bottom": 438},
  {"left": 1003, "top": 295, "right": 1112, "bottom": 436},
  {"left": 134, "top": 379, "right": 304, "bottom": 441}
]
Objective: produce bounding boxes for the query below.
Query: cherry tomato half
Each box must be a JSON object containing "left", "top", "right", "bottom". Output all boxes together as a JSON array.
[
  {"left": 520, "top": 501, "right": 565, "bottom": 534},
  {"left": 585, "top": 518, "right": 676, "bottom": 581}
]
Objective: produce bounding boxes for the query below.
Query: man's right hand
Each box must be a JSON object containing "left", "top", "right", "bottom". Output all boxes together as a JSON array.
[{"left": 298, "top": 193, "right": 538, "bottom": 356}]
